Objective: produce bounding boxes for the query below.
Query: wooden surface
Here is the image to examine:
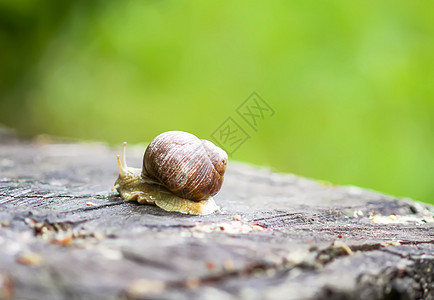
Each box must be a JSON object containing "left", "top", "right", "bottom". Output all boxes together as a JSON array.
[{"left": 0, "top": 128, "right": 433, "bottom": 300}]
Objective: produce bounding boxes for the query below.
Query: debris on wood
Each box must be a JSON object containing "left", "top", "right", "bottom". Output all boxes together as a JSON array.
[{"left": 0, "top": 129, "right": 433, "bottom": 299}]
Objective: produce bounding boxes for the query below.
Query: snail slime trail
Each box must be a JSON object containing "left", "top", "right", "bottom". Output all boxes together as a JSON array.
[{"left": 113, "top": 131, "right": 228, "bottom": 215}]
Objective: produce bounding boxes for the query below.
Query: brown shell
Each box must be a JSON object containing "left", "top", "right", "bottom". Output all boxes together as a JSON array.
[{"left": 142, "top": 131, "right": 228, "bottom": 201}]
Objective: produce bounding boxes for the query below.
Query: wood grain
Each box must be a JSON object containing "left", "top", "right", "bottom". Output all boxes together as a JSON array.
[{"left": 0, "top": 128, "right": 433, "bottom": 300}]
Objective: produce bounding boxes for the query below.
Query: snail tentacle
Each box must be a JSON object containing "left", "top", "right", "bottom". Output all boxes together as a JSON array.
[
  {"left": 113, "top": 131, "right": 227, "bottom": 215},
  {"left": 122, "top": 141, "right": 127, "bottom": 168},
  {"left": 116, "top": 155, "right": 124, "bottom": 178}
]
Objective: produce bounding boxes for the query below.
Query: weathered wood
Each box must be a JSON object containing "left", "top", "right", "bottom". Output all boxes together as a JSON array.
[{"left": 0, "top": 127, "right": 433, "bottom": 300}]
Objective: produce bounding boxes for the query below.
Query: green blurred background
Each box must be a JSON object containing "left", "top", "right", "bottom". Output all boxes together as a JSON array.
[{"left": 0, "top": 1, "right": 433, "bottom": 204}]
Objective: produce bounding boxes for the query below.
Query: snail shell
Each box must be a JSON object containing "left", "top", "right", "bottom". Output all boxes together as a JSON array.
[
  {"left": 143, "top": 131, "right": 227, "bottom": 201},
  {"left": 113, "top": 131, "right": 228, "bottom": 215}
]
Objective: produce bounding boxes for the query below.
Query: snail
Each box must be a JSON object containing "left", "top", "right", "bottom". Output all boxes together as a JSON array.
[{"left": 112, "top": 131, "right": 228, "bottom": 215}]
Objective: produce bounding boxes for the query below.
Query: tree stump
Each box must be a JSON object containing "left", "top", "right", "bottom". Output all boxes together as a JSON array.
[{"left": 0, "top": 128, "right": 433, "bottom": 300}]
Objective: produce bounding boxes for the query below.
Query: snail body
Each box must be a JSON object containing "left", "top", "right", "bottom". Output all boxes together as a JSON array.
[{"left": 113, "top": 131, "right": 227, "bottom": 215}]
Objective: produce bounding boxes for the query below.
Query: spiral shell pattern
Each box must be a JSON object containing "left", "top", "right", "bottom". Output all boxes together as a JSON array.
[{"left": 142, "top": 131, "right": 227, "bottom": 201}]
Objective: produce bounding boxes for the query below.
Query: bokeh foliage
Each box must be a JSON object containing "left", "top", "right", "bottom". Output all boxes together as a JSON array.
[{"left": 0, "top": 1, "right": 433, "bottom": 203}]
